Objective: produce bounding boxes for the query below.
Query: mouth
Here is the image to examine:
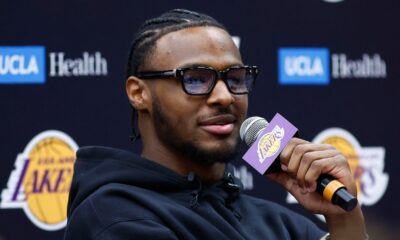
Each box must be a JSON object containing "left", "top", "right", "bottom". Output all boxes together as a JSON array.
[{"left": 198, "top": 114, "right": 237, "bottom": 135}]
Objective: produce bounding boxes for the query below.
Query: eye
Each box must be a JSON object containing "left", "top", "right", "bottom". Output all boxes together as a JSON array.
[
  {"left": 182, "top": 69, "right": 213, "bottom": 85},
  {"left": 227, "top": 76, "right": 243, "bottom": 85},
  {"left": 227, "top": 69, "right": 246, "bottom": 86},
  {"left": 183, "top": 76, "right": 208, "bottom": 85}
]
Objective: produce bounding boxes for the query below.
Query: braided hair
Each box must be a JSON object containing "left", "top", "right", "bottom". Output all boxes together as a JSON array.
[{"left": 127, "top": 9, "right": 228, "bottom": 141}]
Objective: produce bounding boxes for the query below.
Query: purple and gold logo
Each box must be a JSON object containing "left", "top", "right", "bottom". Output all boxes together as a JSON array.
[
  {"left": 257, "top": 126, "right": 285, "bottom": 163},
  {"left": 286, "top": 128, "right": 388, "bottom": 216},
  {"left": 243, "top": 113, "right": 298, "bottom": 174},
  {"left": 0, "top": 130, "right": 78, "bottom": 231}
]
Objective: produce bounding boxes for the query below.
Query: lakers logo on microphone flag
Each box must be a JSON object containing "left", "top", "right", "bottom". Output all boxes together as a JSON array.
[{"left": 243, "top": 113, "right": 298, "bottom": 175}]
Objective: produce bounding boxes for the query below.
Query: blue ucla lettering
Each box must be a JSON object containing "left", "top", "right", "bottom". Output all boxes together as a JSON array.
[
  {"left": 0, "top": 54, "right": 39, "bottom": 75},
  {"left": 284, "top": 56, "right": 324, "bottom": 76}
]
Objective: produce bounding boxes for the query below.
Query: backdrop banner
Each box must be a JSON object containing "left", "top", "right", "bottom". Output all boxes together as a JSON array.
[{"left": 1, "top": 0, "right": 398, "bottom": 239}]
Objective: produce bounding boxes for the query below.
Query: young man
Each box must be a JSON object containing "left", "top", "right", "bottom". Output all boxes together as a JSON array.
[{"left": 64, "top": 9, "right": 366, "bottom": 239}]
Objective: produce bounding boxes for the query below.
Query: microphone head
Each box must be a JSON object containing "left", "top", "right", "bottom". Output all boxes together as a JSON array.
[{"left": 240, "top": 116, "right": 269, "bottom": 146}]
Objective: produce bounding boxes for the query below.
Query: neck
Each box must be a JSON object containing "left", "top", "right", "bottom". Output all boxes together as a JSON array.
[{"left": 141, "top": 145, "right": 226, "bottom": 183}]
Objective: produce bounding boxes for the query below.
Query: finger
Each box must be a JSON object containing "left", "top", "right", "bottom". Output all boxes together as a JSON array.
[
  {"left": 296, "top": 149, "right": 341, "bottom": 189},
  {"left": 280, "top": 138, "right": 308, "bottom": 169},
  {"left": 286, "top": 143, "right": 334, "bottom": 182},
  {"left": 304, "top": 154, "right": 351, "bottom": 193}
]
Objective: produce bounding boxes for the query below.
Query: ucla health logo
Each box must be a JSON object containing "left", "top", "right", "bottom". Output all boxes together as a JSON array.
[
  {"left": 0, "top": 130, "right": 78, "bottom": 231},
  {"left": 278, "top": 48, "right": 330, "bottom": 85},
  {"left": 0, "top": 46, "right": 46, "bottom": 84}
]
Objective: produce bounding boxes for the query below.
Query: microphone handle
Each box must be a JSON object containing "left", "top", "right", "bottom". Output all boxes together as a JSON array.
[{"left": 316, "top": 174, "right": 358, "bottom": 212}]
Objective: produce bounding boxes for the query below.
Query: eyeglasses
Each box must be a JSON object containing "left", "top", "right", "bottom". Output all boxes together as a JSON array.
[{"left": 136, "top": 65, "right": 258, "bottom": 95}]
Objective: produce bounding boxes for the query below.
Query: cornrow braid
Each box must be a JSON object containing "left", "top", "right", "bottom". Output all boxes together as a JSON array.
[{"left": 127, "top": 9, "right": 228, "bottom": 141}]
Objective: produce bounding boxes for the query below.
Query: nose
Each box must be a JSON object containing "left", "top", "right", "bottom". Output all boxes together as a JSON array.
[{"left": 206, "top": 79, "right": 235, "bottom": 107}]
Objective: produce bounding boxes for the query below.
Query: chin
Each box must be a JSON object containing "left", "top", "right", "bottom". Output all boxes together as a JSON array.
[
  {"left": 201, "top": 134, "right": 237, "bottom": 149},
  {"left": 191, "top": 139, "right": 239, "bottom": 165}
]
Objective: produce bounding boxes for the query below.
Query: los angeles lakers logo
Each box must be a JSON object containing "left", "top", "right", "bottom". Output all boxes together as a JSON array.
[
  {"left": 312, "top": 128, "right": 388, "bottom": 205},
  {"left": 257, "top": 125, "right": 285, "bottom": 163},
  {"left": 286, "top": 128, "right": 388, "bottom": 211},
  {"left": 0, "top": 130, "right": 78, "bottom": 231}
]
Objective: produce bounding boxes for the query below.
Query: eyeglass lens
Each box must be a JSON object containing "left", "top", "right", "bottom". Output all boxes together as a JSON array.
[
  {"left": 182, "top": 68, "right": 215, "bottom": 94},
  {"left": 182, "top": 67, "right": 253, "bottom": 95}
]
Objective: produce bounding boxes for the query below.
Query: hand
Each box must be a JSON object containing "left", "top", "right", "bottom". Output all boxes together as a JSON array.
[
  {"left": 267, "top": 137, "right": 366, "bottom": 239},
  {"left": 267, "top": 137, "right": 357, "bottom": 215}
]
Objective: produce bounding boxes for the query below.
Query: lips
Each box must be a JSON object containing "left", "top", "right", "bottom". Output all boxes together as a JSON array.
[{"left": 199, "top": 114, "right": 237, "bottom": 135}]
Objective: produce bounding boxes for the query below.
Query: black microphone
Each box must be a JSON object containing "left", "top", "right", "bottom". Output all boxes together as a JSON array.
[{"left": 240, "top": 116, "right": 358, "bottom": 212}]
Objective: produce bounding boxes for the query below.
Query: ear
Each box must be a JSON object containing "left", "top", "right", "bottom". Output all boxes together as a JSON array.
[{"left": 126, "top": 76, "right": 150, "bottom": 111}]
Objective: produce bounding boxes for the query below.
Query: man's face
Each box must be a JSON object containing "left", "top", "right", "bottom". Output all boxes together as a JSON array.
[{"left": 143, "top": 26, "right": 248, "bottom": 165}]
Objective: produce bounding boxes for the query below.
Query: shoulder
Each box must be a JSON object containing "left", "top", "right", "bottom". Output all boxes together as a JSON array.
[
  {"left": 64, "top": 183, "right": 168, "bottom": 239},
  {"left": 71, "top": 182, "right": 165, "bottom": 222}
]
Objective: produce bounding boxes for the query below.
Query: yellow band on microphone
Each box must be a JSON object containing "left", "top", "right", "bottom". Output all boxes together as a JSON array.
[{"left": 323, "top": 180, "right": 345, "bottom": 202}]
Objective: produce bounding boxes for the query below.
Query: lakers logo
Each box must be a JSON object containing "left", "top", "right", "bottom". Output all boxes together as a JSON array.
[
  {"left": 317, "top": 134, "right": 362, "bottom": 196},
  {"left": 257, "top": 125, "right": 285, "bottom": 163},
  {"left": 0, "top": 130, "right": 78, "bottom": 231},
  {"left": 286, "top": 128, "right": 388, "bottom": 211}
]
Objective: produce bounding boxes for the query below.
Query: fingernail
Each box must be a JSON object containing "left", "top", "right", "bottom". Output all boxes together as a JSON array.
[{"left": 281, "top": 164, "right": 288, "bottom": 171}]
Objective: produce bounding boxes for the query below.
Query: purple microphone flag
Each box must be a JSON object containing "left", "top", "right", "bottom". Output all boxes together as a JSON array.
[{"left": 242, "top": 113, "right": 298, "bottom": 175}]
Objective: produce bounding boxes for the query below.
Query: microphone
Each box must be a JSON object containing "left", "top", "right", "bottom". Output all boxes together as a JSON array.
[{"left": 240, "top": 116, "right": 358, "bottom": 212}]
